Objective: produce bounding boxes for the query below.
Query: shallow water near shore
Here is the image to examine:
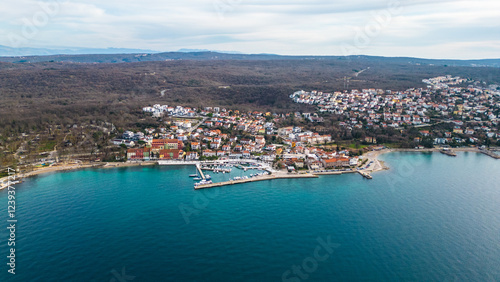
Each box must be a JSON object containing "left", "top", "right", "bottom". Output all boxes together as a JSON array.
[{"left": 1, "top": 152, "right": 499, "bottom": 281}]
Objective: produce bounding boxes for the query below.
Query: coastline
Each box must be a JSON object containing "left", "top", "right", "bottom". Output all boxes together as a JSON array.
[
  {"left": 0, "top": 147, "right": 489, "bottom": 190},
  {"left": 360, "top": 147, "right": 481, "bottom": 174},
  {"left": 0, "top": 161, "right": 157, "bottom": 190}
]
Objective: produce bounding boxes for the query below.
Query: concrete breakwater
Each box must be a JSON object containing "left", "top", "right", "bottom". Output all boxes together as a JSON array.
[
  {"left": 194, "top": 173, "right": 318, "bottom": 189},
  {"left": 479, "top": 149, "right": 500, "bottom": 159},
  {"left": 439, "top": 149, "right": 457, "bottom": 157},
  {"left": 311, "top": 170, "right": 357, "bottom": 175}
]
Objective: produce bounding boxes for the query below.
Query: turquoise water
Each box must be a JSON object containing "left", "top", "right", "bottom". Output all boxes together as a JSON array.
[{"left": 1, "top": 152, "right": 499, "bottom": 281}]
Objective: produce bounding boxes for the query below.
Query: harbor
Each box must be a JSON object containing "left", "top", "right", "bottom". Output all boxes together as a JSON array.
[{"left": 158, "top": 157, "right": 378, "bottom": 189}]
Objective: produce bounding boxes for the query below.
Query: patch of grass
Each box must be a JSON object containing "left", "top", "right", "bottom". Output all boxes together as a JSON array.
[
  {"left": 347, "top": 143, "right": 369, "bottom": 149},
  {"left": 381, "top": 143, "right": 401, "bottom": 149},
  {"left": 38, "top": 140, "right": 56, "bottom": 152}
]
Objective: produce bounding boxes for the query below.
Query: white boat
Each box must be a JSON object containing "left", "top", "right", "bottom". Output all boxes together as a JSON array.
[
  {"left": 193, "top": 177, "right": 202, "bottom": 180},
  {"left": 194, "top": 179, "right": 213, "bottom": 186},
  {"left": 189, "top": 174, "right": 197, "bottom": 177}
]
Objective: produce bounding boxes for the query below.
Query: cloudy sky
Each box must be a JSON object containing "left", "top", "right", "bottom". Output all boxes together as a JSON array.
[{"left": 1, "top": 0, "right": 499, "bottom": 59}]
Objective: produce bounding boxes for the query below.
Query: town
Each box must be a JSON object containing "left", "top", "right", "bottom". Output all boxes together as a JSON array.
[
  {"left": 119, "top": 104, "right": 358, "bottom": 173},
  {"left": 112, "top": 76, "right": 498, "bottom": 173},
  {"left": 4, "top": 75, "right": 498, "bottom": 187},
  {"left": 290, "top": 76, "right": 500, "bottom": 147}
]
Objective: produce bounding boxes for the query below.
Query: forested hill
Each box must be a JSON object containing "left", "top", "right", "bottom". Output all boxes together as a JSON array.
[{"left": 0, "top": 51, "right": 499, "bottom": 68}]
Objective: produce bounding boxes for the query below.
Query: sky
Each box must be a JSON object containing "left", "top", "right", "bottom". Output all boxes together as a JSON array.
[{"left": 0, "top": 0, "right": 499, "bottom": 59}]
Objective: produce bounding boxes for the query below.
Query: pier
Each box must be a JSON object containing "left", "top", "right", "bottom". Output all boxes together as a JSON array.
[
  {"left": 311, "top": 170, "right": 357, "bottom": 175},
  {"left": 358, "top": 171, "right": 373, "bottom": 179},
  {"left": 195, "top": 163, "right": 206, "bottom": 180},
  {"left": 200, "top": 166, "right": 231, "bottom": 173},
  {"left": 439, "top": 149, "right": 457, "bottom": 157},
  {"left": 195, "top": 173, "right": 318, "bottom": 189},
  {"left": 479, "top": 149, "right": 500, "bottom": 159}
]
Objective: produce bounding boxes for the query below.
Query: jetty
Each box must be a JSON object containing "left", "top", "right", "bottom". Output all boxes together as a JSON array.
[
  {"left": 195, "top": 163, "right": 206, "bottom": 180},
  {"left": 200, "top": 166, "right": 231, "bottom": 173},
  {"left": 311, "top": 170, "right": 357, "bottom": 175},
  {"left": 194, "top": 173, "right": 318, "bottom": 189},
  {"left": 479, "top": 148, "right": 500, "bottom": 159},
  {"left": 439, "top": 148, "right": 457, "bottom": 157},
  {"left": 358, "top": 171, "right": 373, "bottom": 179}
]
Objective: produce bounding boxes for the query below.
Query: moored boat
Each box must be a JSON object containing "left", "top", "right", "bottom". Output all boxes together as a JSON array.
[{"left": 194, "top": 179, "right": 213, "bottom": 187}]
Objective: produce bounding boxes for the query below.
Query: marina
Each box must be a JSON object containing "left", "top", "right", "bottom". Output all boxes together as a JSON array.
[{"left": 149, "top": 158, "right": 378, "bottom": 189}]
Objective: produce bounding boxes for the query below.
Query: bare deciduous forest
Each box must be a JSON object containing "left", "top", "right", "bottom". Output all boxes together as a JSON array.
[{"left": 1, "top": 55, "right": 499, "bottom": 168}]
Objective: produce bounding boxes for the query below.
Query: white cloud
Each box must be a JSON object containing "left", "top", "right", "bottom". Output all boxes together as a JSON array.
[{"left": 0, "top": 0, "right": 498, "bottom": 59}]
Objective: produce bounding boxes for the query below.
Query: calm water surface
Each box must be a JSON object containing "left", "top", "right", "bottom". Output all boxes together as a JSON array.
[{"left": 0, "top": 152, "right": 499, "bottom": 281}]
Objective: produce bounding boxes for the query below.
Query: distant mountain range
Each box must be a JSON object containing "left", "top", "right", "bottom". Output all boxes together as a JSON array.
[
  {"left": 177, "top": 48, "right": 243, "bottom": 54},
  {"left": 0, "top": 45, "right": 246, "bottom": 57},
  {"left": 0, "top": 45, "right": 161, "bottom": 57},
  {"left": 0, "top": 45, "right": 498, "bottom": 68}
]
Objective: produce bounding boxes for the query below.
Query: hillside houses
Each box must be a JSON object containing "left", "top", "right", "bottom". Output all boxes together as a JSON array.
[
  {"left": 125, "top": 76, "right": 499, "bottom": 165},
  {"left": 290, "top": 75, "right": 499, "bottom": 146}
]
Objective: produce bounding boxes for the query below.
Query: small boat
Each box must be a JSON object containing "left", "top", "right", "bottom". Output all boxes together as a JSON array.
[
  {"left": 189, "top": 174, "right": 197, "bottom": 177},
  {"left": 205, "top": 175, "right": 212, "bottom": 180},
  {"left": 193, "top": 177, "right": 202, "bottom": 180},
  {"left": 194, "top": 179, "right": 213, "bottom": 186}
]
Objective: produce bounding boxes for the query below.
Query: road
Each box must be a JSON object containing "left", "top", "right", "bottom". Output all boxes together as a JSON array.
[
  {"left": 186, "top": 117, "right": 207, "bottom": 133},
  {"left": 355, "top": 67, "right": 370, "bottom": 77}
]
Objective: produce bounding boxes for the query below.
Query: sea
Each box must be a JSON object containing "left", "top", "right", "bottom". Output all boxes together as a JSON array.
[{"left": 1, "top": 151, "right": 499, "bottom": 281}]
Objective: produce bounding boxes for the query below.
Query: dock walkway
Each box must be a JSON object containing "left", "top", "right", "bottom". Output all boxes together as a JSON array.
[
  {"left": 195, "top": 163, "right": 206, "bottom": 180},
  {"left": 358, "top": 171, "right": 373, "bottom": 179},
  {"left": 479, "top": 149, "right": 500, "bottom": 159},
  {"left": 195, "top": 173, "right": 318, "bottom": 189},
  {"left": 439, "top": 149, "right": 457, "bottom": 157}
]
